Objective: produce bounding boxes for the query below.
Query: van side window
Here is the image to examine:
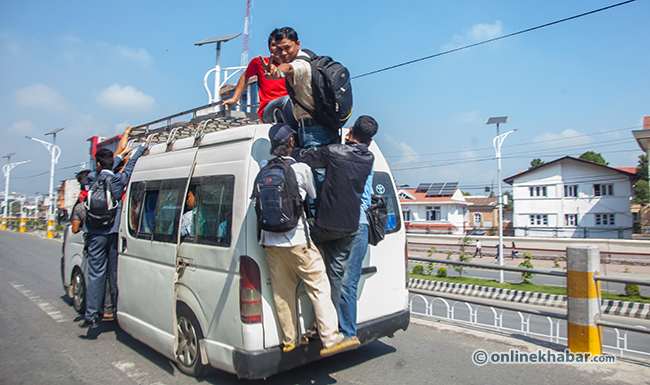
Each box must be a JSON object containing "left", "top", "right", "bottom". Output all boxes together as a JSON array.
[
  {"left": 372, "top": 172, "right": 402, "bottom": 234},
  {"left": 128, "top": 181, "right": 146, "bottom": 237},
  {"left": 138, "top": 180, "right": 162, "bottom": 239},
  {"left": 187, "top": 175, "right": 235, "bottom": 247},
  {"left": 153, "top": 179, "right": 186, "bottom": 243}
]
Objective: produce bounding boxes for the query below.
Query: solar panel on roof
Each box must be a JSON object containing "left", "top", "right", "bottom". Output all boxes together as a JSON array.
[
  {"left": 424, "top": 182, "right": 459, "bottom": 196},
  {"left": 440, "top": 182, "right": 459, "bottom": 195},
  {"left": 416, "top": 183, "right": 431, "bottom": 193},
  {"left": 426, "top": 183, "right": 445, "bottom": 196}
]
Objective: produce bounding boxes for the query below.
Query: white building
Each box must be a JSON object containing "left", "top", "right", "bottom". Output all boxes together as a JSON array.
[
  {"left": 503, "top": 156, "right": 638, "bottom": 239},
  {"left": 398, "top": 182, "right": 470, "bottom": 235}
]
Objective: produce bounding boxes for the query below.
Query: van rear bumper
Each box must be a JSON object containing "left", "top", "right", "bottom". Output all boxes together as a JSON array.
[{"left": 231, "top": 309, "right": 410, "bottom": 379}]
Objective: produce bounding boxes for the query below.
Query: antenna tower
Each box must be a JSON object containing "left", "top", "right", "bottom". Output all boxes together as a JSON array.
[{"left": 241, "top": 0, "right": 252, "bottom": 66}]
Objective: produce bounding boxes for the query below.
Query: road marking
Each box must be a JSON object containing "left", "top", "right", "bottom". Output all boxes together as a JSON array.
[
  {"left": 10, "top": 282, "right": 67, "bottom": 323},
  {"left": 112, "top": 361, "right": 166, "bottom": 385}
]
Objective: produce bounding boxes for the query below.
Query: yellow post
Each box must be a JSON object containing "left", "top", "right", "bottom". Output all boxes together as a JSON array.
[
  {"left": 566, "top": 245, "right": 602, "bottom": 355},
  {"left": 19, "top": 216, "right": 26, "bottom": 232},
  {"left": 0, "top": 217, "right": 6, "bottom": 230},
  {"left": 46, "top": 219, "right": 55, "bottom": 238}
]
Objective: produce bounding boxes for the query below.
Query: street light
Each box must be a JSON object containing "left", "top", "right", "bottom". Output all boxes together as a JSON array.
[
  {"left": 2, "top": 153, "right": 31, "bottom": 230},
  {"left": 195, "top": 33, "right": 244, "bottom": 105},
  {"left": 486, "top": 116, "right": 517, "bottom": 283},
  {"left": 26, "top": 130, "right": 62, "bottom": 238}
]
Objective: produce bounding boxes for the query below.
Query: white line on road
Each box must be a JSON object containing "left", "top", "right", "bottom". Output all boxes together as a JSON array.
[
  {"left": 112, "top": 361, "right": 166, "bottom": 385},
  {"left": 10, "top": 281, "right": 67, "bottom": 323}
]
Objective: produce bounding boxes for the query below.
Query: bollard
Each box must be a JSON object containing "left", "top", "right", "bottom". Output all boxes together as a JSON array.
[
  {"left": 19, "top": 217, "right": 26, "bottom": 232},
  {"left": 566, "top": 245, "right": 602, "bottom": 355},
  {"left": 1, "top": 217, "right": 6, "bottom": 230},
  {"left": 47, "top": 219, "right": 55, "bottom": 238}
]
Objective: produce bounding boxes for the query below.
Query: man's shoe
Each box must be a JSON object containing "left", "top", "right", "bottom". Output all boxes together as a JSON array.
[
  {"left": 79, "top": 319, "right": 98, "bottom": 329},
  {"left": 320, "top": 337, "right": 360, "bottom": 357},
  {"left": 102, "top": 312, "right": 115, "bottom": 321}
]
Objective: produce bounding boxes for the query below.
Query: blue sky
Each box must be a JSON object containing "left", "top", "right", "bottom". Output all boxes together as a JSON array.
[{"left": 1, "top": 0, "right": 649, "bottom": 196}]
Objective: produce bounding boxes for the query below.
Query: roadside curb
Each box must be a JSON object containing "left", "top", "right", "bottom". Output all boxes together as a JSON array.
[{"left": 408, "top": 278, "right": 650, "bottom": 320}]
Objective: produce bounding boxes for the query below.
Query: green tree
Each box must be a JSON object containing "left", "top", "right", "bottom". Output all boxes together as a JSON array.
[
  {"left": 462, "top": 191, "right": 471, "bottom": 196},
  {"left": 454, "top": 236, "right": 472, "bottom": 276},
  {"left": 529, "top": 158, "right": 546, "bottom": 170},
  {"left": 579, "top": 151, "right": 608, "bottom": 166},
  {"left": 504, "top": 191, "right": 513, "bottom": 210},
  {"left": 518, "top": 251, "right": 536, "bottom": 284},
  {"left": 632, "top": 154, "right": 649, "bottom": 204}
]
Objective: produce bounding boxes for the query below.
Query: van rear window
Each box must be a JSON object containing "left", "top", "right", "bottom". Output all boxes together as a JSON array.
[{"left": 372, "top": 172, "right": 401, "bottom": 234}]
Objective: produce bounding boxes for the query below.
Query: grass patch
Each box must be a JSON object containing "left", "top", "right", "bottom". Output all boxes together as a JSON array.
[{"left": 409, "top": 273, "right": 650, "bottom": 304}]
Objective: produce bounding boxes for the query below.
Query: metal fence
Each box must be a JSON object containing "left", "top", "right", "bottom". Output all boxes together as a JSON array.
[{"left": 409, "top": 256, "right": 650, "bottom": 358}]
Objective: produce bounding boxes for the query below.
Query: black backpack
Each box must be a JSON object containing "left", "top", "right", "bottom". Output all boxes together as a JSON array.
[
  {"left": 84, "top": 174, "right": 118, "bottom": 229},
  {"left": 286, "top": 49, "right": 353, "bottom": 131},
  {"left": 252, "top": 157, "right": 303, "bottom": 233}
]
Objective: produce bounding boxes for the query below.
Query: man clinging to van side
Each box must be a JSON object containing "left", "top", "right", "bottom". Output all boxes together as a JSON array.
[
  {"left": 222, "top": 29, "right": 297, "bottom": 127},
  {"left": 294, "top": 116, "right": 377, "bottom": 317},
  {"left": 79, "top": 132, "right": 151, "bottom": 329},
  {"left": 258, "top": 124, "right": 360, "bottom": 356}
]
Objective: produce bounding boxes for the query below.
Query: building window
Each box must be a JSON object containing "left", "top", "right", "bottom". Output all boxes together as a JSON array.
[
  {"left": 565, "top": 214, "right": 577, "bottom": 226},
  {"left": 594, "top": 184, "right": 613, "bottom": 196},
  {"left": 426, "top": 206, "right": 441, "bottom": 221},
  {"left": 473, "top": 213, "right": 482, "bottom": 227},
  {"left": 402, "top": 210, "right": 411, "bottom": 222},
  {"left": 529, "top": 214, "right": 548, "bottom": 226},
  {"left": 595, "top": 214, "right": 615, "bottom": 226},
  {"left": 564, "top": 185, "right": 578, "bottom": 197},
  {"left": 529, "top": 186, "right": 548, "bottom": 197}
]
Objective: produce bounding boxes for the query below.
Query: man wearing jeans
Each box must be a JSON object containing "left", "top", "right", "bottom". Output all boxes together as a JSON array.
[
  {"left": 338, "top": 167, "right": 373, "bottom": 339},
  {"left": 296, "top": 116, "right": 378, "bottom": 311}
]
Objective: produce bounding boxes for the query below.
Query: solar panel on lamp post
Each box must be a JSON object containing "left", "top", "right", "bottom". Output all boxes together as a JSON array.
[
  {"left": 486, "top": 116, "right": 517, "bottom": 283},
  {"left": 195, "top": 33, "right": 242, "bottom": 105}
]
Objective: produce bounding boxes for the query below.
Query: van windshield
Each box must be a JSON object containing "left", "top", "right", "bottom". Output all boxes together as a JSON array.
[{"left": 372, "top": 172, "right": 401, "bottom": 234}]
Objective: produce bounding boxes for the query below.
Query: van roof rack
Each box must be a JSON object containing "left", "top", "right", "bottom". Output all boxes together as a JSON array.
[{"left": 127, "top": 103, "right": 261, "bottom": 146}]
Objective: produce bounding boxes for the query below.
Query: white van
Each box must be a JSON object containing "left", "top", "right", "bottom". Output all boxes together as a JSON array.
[{"left": 65, "top": 108, "right": 409, "bottom": 379}]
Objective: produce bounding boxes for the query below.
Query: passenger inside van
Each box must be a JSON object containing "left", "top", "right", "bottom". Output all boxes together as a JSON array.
[{"left": 180, "top": 186, "right": 197, "bottom": 237}]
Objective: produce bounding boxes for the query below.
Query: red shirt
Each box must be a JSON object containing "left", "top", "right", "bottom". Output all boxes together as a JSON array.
[{"left": 245, "top": 57, "right": 288, "bottom": 119}]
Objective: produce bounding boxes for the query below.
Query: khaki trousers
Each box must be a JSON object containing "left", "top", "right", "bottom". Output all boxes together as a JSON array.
[{"left": 265, "top": 243, "right": 341, "bottom": 348}]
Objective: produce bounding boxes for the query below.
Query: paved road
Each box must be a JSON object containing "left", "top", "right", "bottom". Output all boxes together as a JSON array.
[{"left": 1, "top": 230, "right": 648, "bottom": 384}]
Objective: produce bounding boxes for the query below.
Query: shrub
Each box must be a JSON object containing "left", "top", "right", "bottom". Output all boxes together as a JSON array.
[
  {"left": 437, "top": 267, "right": 447, "bottom": 278},
  {"left": 413, "top": 265, "right": 424, "bottom": 275},
  {"left": 625, "top": 284, "right": 640, "bottom": 297},
  {"left": 518, "top": 251, "right": 536, "bottom": 284},
  {"left": 425, "top": 262, "right": 435, "bottom": 275}
]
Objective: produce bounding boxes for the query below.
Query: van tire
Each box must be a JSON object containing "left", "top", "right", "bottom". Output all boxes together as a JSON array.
[
  {"left": 175, "top": 304, "right": 213, "bottom": 377},
  {"left": 71, "top": 268, "right": 86, "bottom": 314}
]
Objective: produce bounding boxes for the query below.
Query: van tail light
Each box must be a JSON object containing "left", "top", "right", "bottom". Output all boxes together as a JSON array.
[
  {"left": 240, "top": 256, "right": 262, "bottom": 324},
  {"left": 405, "top": 242, "right": 409, "bottom": 288}
]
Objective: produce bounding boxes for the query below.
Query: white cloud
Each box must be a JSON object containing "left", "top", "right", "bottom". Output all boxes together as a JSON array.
[
  {"left": 114, "top": 122, "right": 131, "bottom": 134},
  {"left": 383, "top": 133, "right": 420, "bottom": 165},
  {"left": 7, "top": 120, "right": 37, "bottom": 136},
  {"left": 452, "top": 111, "right": 480, "bottom": 125},
  {"left": 442, "top": 21, "right": 503, "bottom": 50},
  {"left": 14, "top": 83, "right": 67, "bottom": 112},
  {"left": 117, "top": 46, "right": 153, "bottom": 65},
  {"left": 96, "top": 84, "right": 155, "bottom": 110},
  {"left": 533, "top": 128, "right": 593, "bottom": 148}
]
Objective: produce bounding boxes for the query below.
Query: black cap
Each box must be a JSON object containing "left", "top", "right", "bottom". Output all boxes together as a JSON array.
[{"left": 269, "top": 124, "right": 295, "bottom": 154}]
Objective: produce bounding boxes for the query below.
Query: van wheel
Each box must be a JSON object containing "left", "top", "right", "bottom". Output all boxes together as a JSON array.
[
  {"left": 175, "top": 305, "right": 212, "bottom": 377},
  {"left": 71, "top": 269, "right": 86, "bottom": 314}
]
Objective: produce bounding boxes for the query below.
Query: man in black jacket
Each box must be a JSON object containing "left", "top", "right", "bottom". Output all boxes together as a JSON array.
[{"left": 296, "top": 115, "right": 378, "bottom": 310}]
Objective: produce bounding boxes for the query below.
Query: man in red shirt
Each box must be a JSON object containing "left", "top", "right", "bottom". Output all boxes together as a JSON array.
[{"left": 222, "top": 29, "right": 297, "bottom": 127}]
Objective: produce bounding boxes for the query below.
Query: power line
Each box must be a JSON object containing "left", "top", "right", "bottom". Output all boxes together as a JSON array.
[{"left": 352, "top": 0, "right": 637, "bottom": 80}]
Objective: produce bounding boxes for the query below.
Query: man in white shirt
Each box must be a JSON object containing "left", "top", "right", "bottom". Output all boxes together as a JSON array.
[{"left": 260, "top": 124, "right": 359, "bottom": 356}]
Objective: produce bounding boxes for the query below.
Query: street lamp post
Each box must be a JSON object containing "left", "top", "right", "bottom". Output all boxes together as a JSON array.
[
  {"left": 2, "top": 153, "right": 31, "bottom": 230},
  {"left": 486, "top": 116, "right": 517, "bottom": 283},
  {"left": 26, "top": 128, "right": 63, "bottom": 238}
]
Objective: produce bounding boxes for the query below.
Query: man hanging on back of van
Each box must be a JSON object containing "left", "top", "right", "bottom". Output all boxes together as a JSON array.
[
  {"left": 295, "top": 116, "right": 378, "bottom": 330},
  {"left": 79, "top": 133, "right": 151, "bottom": 329},
  {"left": 255, "top": 123, "right": 360, "bottom": 356},
  {"left": 222, "top": 29, "right": 297, "bottom": 127}
]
